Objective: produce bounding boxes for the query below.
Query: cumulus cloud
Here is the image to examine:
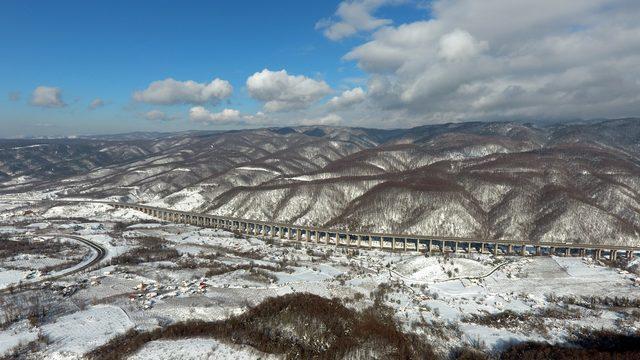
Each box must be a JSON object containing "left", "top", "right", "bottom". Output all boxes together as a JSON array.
[
  {"left": 342, "top": 0, "right": 640, "bottom": 123},
  {"left": 30, "top": 86, "right": 66, "bottom": 108},
  {"left": 316, "top": 0, "right": 402, "bottom": 41},
  {"left": 438, "top": 29, "right": 487, "bottom": 62},
  {"left": 301, "top": 113, "right": 343, "bottom": 126},
  {"left": 143, "top": 110, "right": 176, "bottom": 121},
  {"left": 328, "top": 87, "right": 366, "bottom": 108},
  {"left": 189, "top": 106, "right": 242, "bottom": 124},
  {"left": 246, "top": 69, "right": 332, "bottom": 112},
  {"left": 133, "top": 78, "right": 232, "bottom": 105},
  {"left": 88, "top": 98, "right": 105, "bottom": 110}
]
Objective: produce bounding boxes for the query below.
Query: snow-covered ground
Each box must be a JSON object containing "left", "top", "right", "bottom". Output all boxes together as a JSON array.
[
  {"left": 129, "top": 338, "right": 280, "bottom": 360},
  {"left": 41, "top": 305, "right": 134, "bottom": 359},
  {"left": 1, "top": 200, "right": 639, "bottom": 358},
  {"left": 0, "top": 321, "right": 38, "bottom": 356}
]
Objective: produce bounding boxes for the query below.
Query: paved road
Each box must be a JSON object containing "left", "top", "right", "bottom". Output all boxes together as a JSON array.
[{"left": 0, "top": 234, "right": 107, "bottom": 295}]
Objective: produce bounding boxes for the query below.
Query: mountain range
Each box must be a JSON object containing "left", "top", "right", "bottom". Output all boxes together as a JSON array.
[{"left": 2, "top": 118, "right": 640, "bottom": 246}]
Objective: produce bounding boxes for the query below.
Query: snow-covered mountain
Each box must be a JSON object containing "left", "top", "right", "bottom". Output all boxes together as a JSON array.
[{"left": 2, "top": 118, "right": 640, "bottom": 246}]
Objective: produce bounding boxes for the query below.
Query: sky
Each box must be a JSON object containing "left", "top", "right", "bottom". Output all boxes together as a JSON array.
[{"left": 1, "top": 0, "right": 640, "bottom": 137}]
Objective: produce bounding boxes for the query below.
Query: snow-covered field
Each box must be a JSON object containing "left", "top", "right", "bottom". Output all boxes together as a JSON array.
[
  {"left": 1, "top": 200, "right": 639, "bottom": 359},
  {"left": 41, "top": 306, "right": 134, "bottom": 359},
  {"left": 129, "top": 338, "right": 279, "bottom": 360}
]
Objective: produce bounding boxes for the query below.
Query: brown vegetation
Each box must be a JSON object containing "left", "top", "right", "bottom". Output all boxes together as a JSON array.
[
  {"left": 109, "top": 237, "right": 179, "bottom": 265},
  {"left": 499, "top": 330, "right": 640, "bottom": 360},
  {"left": 0, "top": 237, "right": 83, "bottom": 259},
  {"left": 87, "top": 293, "right": 435, "bottom": 360}
]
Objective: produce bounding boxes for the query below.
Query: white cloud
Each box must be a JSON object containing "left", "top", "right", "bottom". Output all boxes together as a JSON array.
[
  {"left": 328, "top": 87, "right": 366, "bottom": 108},
  {"left": 133, "top": 78, "right": 232, "bottom": 105},
  {"left": 301, "top": 113, "right": 343, "bottom": 126},
  {"left": 316, "top": 0, "right": 402, "bottom": 41},
  {"left": 438, "top": 29, "right": 487, "bottom": 62},
  {"left": 88, "top": 98, "right": 105, "bottom": 110},
  {"left": 189, "top": 106, "right": 242, "bottom": 124},
  {"left": 246, "top": 69, "right": 332, "bottom": 112},
  {"left": 30, "top": 86, "right": 65, "bottom": 108},
  {"left": 143, "top": 110, "right": 175, "bottom": 121},
  {"left": 342, "top": 0, "right": 640, "bottom": 123}
]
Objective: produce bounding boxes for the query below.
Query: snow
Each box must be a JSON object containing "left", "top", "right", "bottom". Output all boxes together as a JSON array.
[
  {"left": 8, "top": 144, "right": 44, "bottom": 150},
  {"left": 148, "top": 188, "right": 205, "bottom": 211},
  {"left": 41, "top": 305, "right": 134, "bottom": 359},
  {"left": 129, "top": 338, "right": 280, "bottom": 360},
  {"left": 0, "top": 268, "right": 31, "bottom": 288},
  {"left": 0, "top": 321, "right": 38, "bottom": 357},
  {"left": 1, "top": 198, "right": 639, "bottom": 357},
  {"left": 236, "top": 166, "right": 280, "bottom": 174},
  {"left": 43, "top": 203, "right": 156, "bottom": 222}
]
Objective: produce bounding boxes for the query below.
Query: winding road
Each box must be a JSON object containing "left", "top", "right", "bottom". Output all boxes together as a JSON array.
[{"left": 0, "top": 234, "right": 107, "bottom": 294}]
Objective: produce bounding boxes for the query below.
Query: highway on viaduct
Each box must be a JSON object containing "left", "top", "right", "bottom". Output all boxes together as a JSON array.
[
  {"left": 2, "top": 197, "right": 639, "bottom": 261},
  {"left": 105, "top": 201, "right": 640, "bottom": 261}
]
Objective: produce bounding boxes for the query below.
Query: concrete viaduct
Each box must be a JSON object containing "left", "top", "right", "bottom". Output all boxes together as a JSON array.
[{"left": 109, "top": 202, "right": 639, "bottom": 261}]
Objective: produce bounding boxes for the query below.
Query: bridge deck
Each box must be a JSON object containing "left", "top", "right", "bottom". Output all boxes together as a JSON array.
[{"left": 106, "top": 202, "right": 639, "bottom": 259}]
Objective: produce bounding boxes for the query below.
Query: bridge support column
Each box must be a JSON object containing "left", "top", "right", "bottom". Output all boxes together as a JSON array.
[
  {"left": 453, "top": 241, "right": 458, "bottom": 253},
  {"left": 428, "top": 240, "right": 432, "bottom": 254},
  {"left": 369, "top": 236, "right": 373, "bottom": 249},
  {"left": 494, "top": 243, "right": 499, "bottom": 256},
  {"left": 611, "top": 250, "right": 617, "bottom": 261},
  {"left": 357, "top": 235, "right": 361, "bottom": 248},
  {"left": 627, "top": 251, "right": 634, "bottom": 259}
]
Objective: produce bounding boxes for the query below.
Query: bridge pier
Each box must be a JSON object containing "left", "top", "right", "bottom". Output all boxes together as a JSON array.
[{"left": 113, "top": 204, "right": 639, "bottom": 261}]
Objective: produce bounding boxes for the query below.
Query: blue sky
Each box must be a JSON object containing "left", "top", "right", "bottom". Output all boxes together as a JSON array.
[
  {"left": 0, "top": 0, "right": 423, "bottom": 137},
  {"left": 2, "top": 0, "right": 639, "bottom": 137}
]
